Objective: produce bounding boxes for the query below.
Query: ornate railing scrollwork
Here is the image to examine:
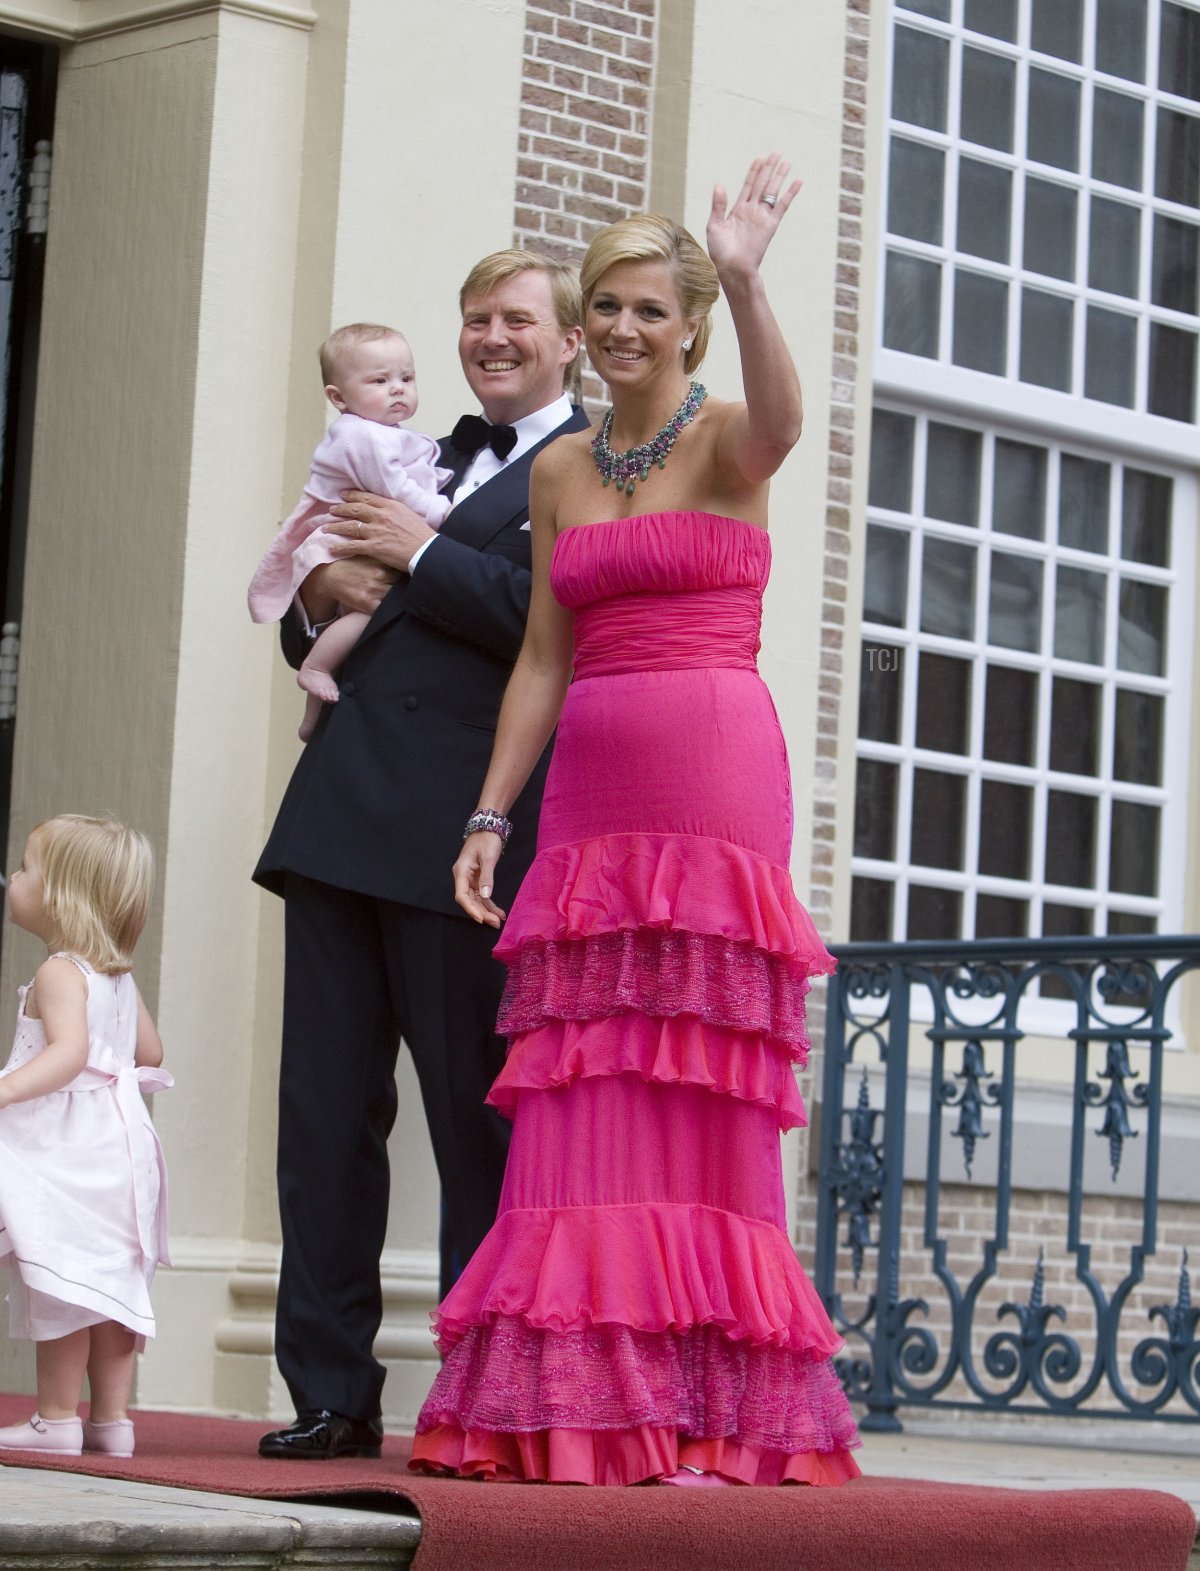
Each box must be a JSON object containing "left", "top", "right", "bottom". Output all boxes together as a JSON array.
[
  {"left": 831, "top": 1070, "right": 884, "bottom": 1285},
  {"left": 1085, "top": 1040, "right": 1147, "bottom": 1180},
  {"left": 1127, "top": 1254, "right": 1200, "bottom": 1416},
  {"left": 814, "top": 934, "right": 1200, "bottom": 1433},
  {"left": 939, "top": 1039, "right": 998, "bottom": 1178}
]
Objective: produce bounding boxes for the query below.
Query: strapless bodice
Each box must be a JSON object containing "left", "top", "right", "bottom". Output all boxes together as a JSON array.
[{"left": 551, "top": 512, "right": 770, "bottom": 678}]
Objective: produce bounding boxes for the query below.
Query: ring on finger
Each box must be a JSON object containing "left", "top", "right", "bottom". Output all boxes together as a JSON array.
[{"left": 762, "top": 193, "right": 778, "bottom": 207}]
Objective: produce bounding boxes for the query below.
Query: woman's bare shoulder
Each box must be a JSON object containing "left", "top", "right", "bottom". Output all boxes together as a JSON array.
[
  {"left": 532, "top": 429, "right": 594, "bottom": 500},
  {"left": 535, "top": 426, "right": 593, "bottom": 474},
  {"left": 695, "top": 391, "right": 742, "bottom": 426}
]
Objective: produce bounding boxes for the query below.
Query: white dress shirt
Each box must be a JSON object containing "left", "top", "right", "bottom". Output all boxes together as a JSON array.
[{"left": 407, "top": 393, "right": 573, "bottom": 573}]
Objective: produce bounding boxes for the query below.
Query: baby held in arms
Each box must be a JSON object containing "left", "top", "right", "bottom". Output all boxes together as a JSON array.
[{"left": 248, "top": 323, "right": 452, "bottom": 740}]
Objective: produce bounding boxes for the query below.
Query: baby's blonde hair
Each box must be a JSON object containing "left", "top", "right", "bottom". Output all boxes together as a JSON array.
[
  {"left": 319, "top": 323, "right": 407, "bottom": 386},
  {"left": 31, "top": 814, "right": 154, "bottom": 974}
]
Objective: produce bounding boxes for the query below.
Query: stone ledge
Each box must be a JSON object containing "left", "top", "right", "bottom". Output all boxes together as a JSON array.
[
  {"left": 0, "top": 1467, "right": 419, "bottom": 1568},
  {"left": 0, "top": 0, "right": 315, "bottom": 43}
]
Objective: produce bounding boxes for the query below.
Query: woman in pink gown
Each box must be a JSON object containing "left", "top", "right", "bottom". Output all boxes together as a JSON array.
[{"left": 410, "top": 154, "right": 861, "bottom": 1487}]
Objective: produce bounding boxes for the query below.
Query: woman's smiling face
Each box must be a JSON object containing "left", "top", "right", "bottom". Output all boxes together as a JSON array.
[{"left": 585, "top": 259, "right": 699, "bottom": 392}]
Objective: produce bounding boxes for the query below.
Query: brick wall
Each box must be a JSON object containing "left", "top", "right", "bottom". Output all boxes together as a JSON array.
[
  {"left": 807, "top": 0, "right": 869, "bottom": 944},
  {"left": 797, "top": 1182, "right": 1200, "bottom": 1419},
  {"left": 515, "top": 0, "right": 656, "bottom": 405}
]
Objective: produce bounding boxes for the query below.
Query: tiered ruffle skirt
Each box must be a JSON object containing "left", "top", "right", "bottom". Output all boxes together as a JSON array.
[{"left": 411, "top": 830, "right": 861, "bottom": 1486}]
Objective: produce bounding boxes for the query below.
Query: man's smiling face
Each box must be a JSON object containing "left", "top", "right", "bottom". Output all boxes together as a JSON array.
[{"left": 458, "top": 270, "right": 581, "bottom": 426}]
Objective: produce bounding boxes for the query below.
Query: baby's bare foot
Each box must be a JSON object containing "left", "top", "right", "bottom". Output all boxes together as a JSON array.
[{"left": 298, "top": 666, "right": 340, "bottom": 703}]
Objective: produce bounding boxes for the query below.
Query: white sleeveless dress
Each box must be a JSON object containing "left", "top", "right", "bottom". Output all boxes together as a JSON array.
[{"left": 0, "top": 955, "right": 171, "bottom": 1345}]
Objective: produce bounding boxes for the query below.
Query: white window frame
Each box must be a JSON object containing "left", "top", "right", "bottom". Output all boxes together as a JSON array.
[
  {"left": 881, "top": 0, "right": 1200, "bottom": 452},
  {"left": 856, "top": 0, "right": 1200, "bottom": 1039},
  {"left": 856, "top": 406, "right": 1195, "bottom": 951}
]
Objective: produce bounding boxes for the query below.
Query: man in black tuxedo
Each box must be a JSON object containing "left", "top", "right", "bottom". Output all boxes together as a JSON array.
[{"left": 255, "top": 251, "right": 585, "bottom": 1459}]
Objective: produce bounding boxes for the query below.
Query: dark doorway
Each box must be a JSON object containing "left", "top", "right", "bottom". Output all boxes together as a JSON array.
[{"left": 0, "top": 34, "right": 56, "bottom": 954}]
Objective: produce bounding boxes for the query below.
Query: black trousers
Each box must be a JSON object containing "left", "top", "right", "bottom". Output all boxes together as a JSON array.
[{"left": 274, "top": 873, "right": 511, "bottom": 1419}]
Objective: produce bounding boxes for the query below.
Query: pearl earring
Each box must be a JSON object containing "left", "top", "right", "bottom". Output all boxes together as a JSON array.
[{"left": 682, "top": 338, "right": 693, "bottom": 351}]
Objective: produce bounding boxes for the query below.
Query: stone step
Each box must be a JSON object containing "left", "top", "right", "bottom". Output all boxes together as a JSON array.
[
  {"left": 2, "top": 1427, "right": 1196, "bottom": 1569},
  {"left": 0, "top": 1466, "right": 420, "bottom": 1570},
  {"left": 859, "top": 1425, "right": 1200, "bottom": 1570}
]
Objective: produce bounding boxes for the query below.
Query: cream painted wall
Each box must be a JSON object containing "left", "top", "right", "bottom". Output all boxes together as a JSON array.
[
  {"left": 327, "top": 0, "right": 527, "bottom": 1263},
  {"left": 674, "top": 0, "right": 849, "bottom": 914},
  {"left": 2, "top": 16, "right": 217, "bottom": 982},
  {"left": 0, "top": 2, "right": 314, "bottom": 1407},
  {"left": 1, "top": 12, "right": 216, "bottom": 1397},
  {"left": 243, "top": 0, "right": 533, "bottom": 1422},
  {"left": 650, "top": 0, "right": 857, "bottom": 1243},
  {"left": 331, "top": 0, "right": 528, "bottom": 437},
  {"left": 0, "top": 0, "right": 317, "bottom": 44},
  {"left": 142, "top": 6, "right": 312, "bottom": 1412},
  {"left": 244, "top": 0, "right": 352, "bottom": 1264}
]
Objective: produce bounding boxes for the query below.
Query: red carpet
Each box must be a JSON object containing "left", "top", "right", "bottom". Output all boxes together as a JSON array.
[{"left": 0, "top": 1396, "right": 1193, "bottom": 1571}]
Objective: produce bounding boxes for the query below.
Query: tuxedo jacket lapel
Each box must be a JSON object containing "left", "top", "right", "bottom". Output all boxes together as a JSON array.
[
  {"left": 442, "top": 456, "right": 538, "bottom": 551},
  {"left": 355, "top": 406, "right": 589, "bottom": 650},
  {"left": 441, "top": 405, "right": 590, "bottom": 551}
]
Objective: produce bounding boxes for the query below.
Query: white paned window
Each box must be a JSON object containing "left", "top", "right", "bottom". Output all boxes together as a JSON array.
[
  {"left": 880, "top": 0, "right": 1200, "bottom": 446},
  {"left": 856, "top": 0, "right": 1199, "bottom": 954},
  {"left": 853, "top": 405, "right": 1195, "bottom": 947}
]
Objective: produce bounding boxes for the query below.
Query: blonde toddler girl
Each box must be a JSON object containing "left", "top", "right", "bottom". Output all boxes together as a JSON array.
[{"left": 0, "top": 814, "right": 170, "bottom": 1458}]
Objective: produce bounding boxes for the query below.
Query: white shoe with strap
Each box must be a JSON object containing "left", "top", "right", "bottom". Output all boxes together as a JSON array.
[{"left": 0, "top": 1413, "right": 84, "bottom": 1454}]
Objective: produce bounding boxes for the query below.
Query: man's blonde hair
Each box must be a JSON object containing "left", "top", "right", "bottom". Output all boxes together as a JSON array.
[
  {"left": 459, "top": 249, "right": 583, "bottom": 399},
  {"left": 319, "top": 323, "right": 407, "bottom": 386},
  {"left": 580, "top": 214, "right": 720, "bottom": 375},
  {"left": 32, "top": 814, "right": 154, "bottom": 974}
]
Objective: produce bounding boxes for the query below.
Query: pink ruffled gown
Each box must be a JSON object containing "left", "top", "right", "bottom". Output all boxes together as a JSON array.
[{"left": 411, "top": 511, "right": 861, "bottom": 1486}]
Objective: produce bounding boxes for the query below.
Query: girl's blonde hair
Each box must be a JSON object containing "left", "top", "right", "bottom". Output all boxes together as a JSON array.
[
  {"left": 579, "top": 213, "right": 720, "bottom": 376},
  {"left": 31, "top": 814, "right": 154, "bottom": 974}
]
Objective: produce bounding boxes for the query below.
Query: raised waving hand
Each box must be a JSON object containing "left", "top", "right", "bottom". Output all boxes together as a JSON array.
[{"left": 706, "top": 152, "right": 802, "bottom": 284}]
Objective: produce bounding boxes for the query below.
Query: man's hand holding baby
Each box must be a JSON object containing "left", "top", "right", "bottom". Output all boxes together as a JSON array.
[
  {"left": 326, "top": 489, "right": 435, "bottom": 574},
  {"left": 299, "top": 557, "right": 398, "bottom": 621}
]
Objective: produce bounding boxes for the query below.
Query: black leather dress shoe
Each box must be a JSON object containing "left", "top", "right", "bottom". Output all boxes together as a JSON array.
[{"left": 258, "top": 1409, "right": 383, "bottom": 1460}]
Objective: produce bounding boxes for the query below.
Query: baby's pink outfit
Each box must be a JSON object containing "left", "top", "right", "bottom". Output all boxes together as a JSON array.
[
  {"left": 0, "top": 956, "right": 172, "bottom": 1347},
  {"left": 248, "top": 413, "right": 453, "bottom": 622}
]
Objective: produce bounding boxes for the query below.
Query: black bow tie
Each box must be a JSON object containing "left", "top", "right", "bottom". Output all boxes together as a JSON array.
[{"left": 450, "top": 413, "right": 518, "bottom": 461}]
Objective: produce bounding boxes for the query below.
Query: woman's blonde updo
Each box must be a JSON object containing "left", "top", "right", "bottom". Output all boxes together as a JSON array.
[{"left": 580, "top": 214, "right": 720, "bottom": 376}]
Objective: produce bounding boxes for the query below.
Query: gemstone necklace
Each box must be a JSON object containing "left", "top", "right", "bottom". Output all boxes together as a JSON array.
[{"left": 591, "top": 381, "right": 707, "bottom": 498}]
